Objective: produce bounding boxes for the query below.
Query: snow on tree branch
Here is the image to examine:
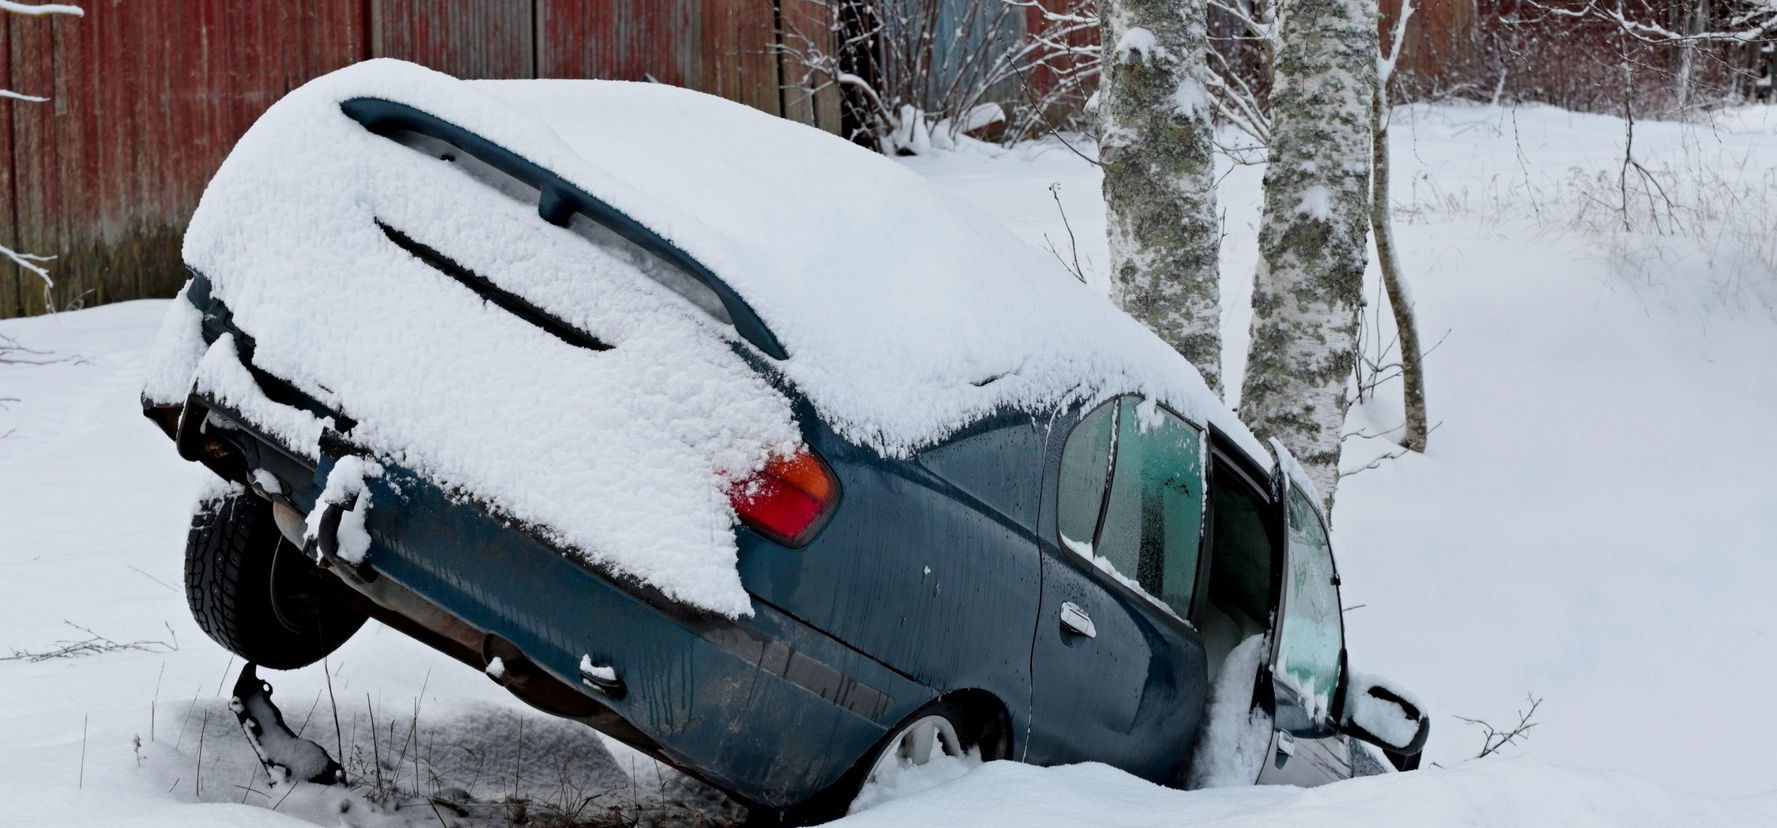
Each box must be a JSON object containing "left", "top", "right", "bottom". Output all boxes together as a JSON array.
[
  {"left": 0, "top": 2, "right": 82, "bottom": 17},
  {"left": 1525, "top": 0, "right": 1776, "bottom": 45}
]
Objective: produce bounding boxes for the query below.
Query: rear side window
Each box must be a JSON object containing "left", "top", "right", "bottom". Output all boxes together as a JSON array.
[
  {"left": 1098, "top": 398, "right": 1204, "bottom": 615},
  {"left": 1057, "top": 400, "right": 1116, "bottom": 553},
  {"left": 1056, "top": 397, "right": 1206, "bottom": 618}
]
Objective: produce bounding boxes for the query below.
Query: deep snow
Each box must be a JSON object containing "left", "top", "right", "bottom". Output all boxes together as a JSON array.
[{"left": 2, "top": 101, "right": 1775, "bottom": 825}]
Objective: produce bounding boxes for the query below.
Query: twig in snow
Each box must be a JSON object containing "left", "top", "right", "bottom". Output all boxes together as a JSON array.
[
  {"left": 195, "top": 709, "right": 208, "bottom": 797},
  {"left": 0, "top": 332, "right": 78, "bottom": 365},
  {"left": 127, "top": 564, "right": 179, "bottom": 593},
  {"left": 367, "top": 694, "right": 383, "bottom": 794},
  {"left": 1455, "top": 694, "right": 1544, "bottom": 759},
  {"left": 1044, "top": 182, "right": 1088, "bottom": 283},
  {"left": 3, "top": 620, "right": 175, "bottom": 662},
  {"left": 1338, "top": 422, "right": 1442, "bottom": 479},
  {"left": 324, "top": 657, "right": 343, "bottom": 769}
]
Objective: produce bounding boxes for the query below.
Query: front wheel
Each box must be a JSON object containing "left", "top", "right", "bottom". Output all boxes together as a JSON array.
[{"left": 185, "top": 486, "right": 367, "bottom": 669}]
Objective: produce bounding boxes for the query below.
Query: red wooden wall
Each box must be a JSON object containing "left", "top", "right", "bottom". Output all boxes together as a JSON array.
[{"left": 0, "top": 0, "right": 839, "bottom": 319}]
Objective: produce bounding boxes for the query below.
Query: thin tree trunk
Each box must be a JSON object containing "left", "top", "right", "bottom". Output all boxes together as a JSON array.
[
  {"left": 1370, "top": 84, "right": 1427, "bottom": 453},
  {"left": 1099, "top": 0, "right": 1223, "bottom": 395},
  {"left": 1240, "top": 0, "right": 1377, "bottom": 508}
]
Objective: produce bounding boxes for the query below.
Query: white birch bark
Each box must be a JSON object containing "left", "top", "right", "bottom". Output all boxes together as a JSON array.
[
  {"left": 1374, "top": 0, "right": 1427, "bottom": 453},
  {"left": 1099, "top": 0, "right": 1224, "bottom": 394},
  {"left": 1239, "top": 0, "right": 1377, "bottom": 506}
]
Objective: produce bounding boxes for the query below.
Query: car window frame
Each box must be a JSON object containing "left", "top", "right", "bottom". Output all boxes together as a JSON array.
[
  {"left": 1051, "top": 394, "right": 1210, "bottom": 631},
  {"left": 1199, "top": 440, "right": 1281, "bottom": 632},
  {"left": 1266, "top": 479, "right": 1349, "bottom": 735}
]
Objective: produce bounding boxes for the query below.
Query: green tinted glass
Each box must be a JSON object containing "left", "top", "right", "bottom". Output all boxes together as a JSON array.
[
  {"left": 1096, "top": 398, "right": 1204, "bottom": 617},
  {"left": 1277, "top": 486, "right": 1343, "bottom": 720},
  {"left": 1057, "top": 400, "right": 1116, "bottom": 554}
]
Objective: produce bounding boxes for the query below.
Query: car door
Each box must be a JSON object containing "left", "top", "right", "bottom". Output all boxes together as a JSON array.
[
  {"left": 1255, "top": 478, "right": 1355, "bottom": 786},
  {"left": 1026, "top": 396, "right": 1210, "bottom": 781}
]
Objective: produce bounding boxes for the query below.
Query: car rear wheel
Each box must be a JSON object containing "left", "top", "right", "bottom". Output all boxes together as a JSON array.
[
  {"left": 846, "top": 697, "right": 997, "bottom": 816},
  {"left": 185, "top": 487, "right": 368, "bottom": 670}
]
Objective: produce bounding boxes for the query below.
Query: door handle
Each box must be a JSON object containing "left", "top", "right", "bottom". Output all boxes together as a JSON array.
[{"left": 1059, "top": 601, "right": 1097, "bottom": 639}]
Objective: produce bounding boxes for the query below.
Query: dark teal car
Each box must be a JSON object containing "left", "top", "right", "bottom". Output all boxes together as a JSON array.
[{"left": 147, "top": 65, "right": 1427, "bottom": 825}]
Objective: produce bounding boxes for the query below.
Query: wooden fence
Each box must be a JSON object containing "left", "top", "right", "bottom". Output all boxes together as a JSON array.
[{"left": 0, "top": 0, "right": 841, "bottom": 319}]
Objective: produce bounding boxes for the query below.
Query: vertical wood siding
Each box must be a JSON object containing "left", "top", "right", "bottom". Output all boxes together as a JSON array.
[
  {"left": 3, "top": 0, "right": 364, "bottom": 317},
  {"left": 0, "top": 0, "right": 835, "bottom": 319},
  {"left": 371, "top": 0, "right": 534, "bottom": 80}
]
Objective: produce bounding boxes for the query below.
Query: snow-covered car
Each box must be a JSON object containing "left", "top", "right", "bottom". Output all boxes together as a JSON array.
[{"left": 143, "top": 60, "right": 1428, "bottom": 822}]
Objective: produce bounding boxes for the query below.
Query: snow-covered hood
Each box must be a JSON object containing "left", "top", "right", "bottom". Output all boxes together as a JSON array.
[{"left": 147, "top": 59, "right": 1267, "bottom": 615}]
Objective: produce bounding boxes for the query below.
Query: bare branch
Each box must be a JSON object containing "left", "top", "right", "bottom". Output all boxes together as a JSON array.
[
  {"left": 1454, "top": 695, "right": 1544, "bottom": 759},
  {"left": 3, "top": 620, "right": 176, "bottom": 663}
]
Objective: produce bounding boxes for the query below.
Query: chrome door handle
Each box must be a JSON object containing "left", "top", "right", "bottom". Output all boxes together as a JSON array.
[{"left": 1059, "top": 601, "right": 1096, "bottom": 638}]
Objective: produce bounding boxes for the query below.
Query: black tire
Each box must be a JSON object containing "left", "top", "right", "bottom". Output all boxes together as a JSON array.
[{"left": 185, "top": 488, "right": 368, "bottom": 670}]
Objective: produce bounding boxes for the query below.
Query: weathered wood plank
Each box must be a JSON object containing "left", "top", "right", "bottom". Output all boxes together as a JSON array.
[
  {"left": 6, "top": 0, "right": 364, "bottom": 318},
  {"left": 537, "top": 0, "right": 693, "bottom": 86},
  {"left": 0, "top": 1, "right": 841, "bottom": 321},
  {"left": 693, "top": 0, "right": 780, "bottom": 116},
  {"left": 0, "top": 16, "right": 19, "bottom": 318},
  {"left": 775, "top": 0, "right": 841, "bottom": 133},
  {"left": 371, "top": 0, "right": 535, "bottom": 79}
]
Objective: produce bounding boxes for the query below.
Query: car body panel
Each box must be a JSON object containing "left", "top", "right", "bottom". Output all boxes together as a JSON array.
[
  {"left": 328, "top": 453, "right": 931, "bottom": 806},
  {"left": 736, "top": 409, "right": 1041, "bottom": 742},
  {"left": 1025, "top": 400, "right": 1209, "bottom": 780}
]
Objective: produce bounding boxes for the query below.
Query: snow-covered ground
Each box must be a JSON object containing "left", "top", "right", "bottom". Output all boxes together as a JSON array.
[{"left": 2, "top": 102, "right": 1774, "bottom": 825}]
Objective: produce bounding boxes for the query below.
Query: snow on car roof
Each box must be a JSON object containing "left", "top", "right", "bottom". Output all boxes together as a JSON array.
[
  {"left": 467, "top": 73, "right": 1267, "bottom": 461},
  {"left": 157, "top": 59, "right": 1269, "bottom": 615}
]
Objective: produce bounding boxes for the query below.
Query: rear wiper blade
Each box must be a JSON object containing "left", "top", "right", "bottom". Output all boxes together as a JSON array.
[
  {"left": 341, "top": 97, "right": 789, "bottom": 360},
  {"left": 376, "top": 220, "right": 613, "bottom": 353}
]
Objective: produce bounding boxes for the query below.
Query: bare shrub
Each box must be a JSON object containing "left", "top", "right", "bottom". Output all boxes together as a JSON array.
[{"left": 1455, "top": 694, "right": 1544, "bottom": 759}]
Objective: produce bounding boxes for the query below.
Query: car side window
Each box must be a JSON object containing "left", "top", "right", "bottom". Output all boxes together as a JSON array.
[
  {"left": 1276, "top": 485, "right": 1343, "bottom": 721},
  {"left": 1056, "top": 396, "right": 1205, "bottom": 618},
  {"left": 1096, "top": 398, "right": 1204, "bottom": 616},
  {"left": 1056, "top": 400, "right": 1117, "bottom": 554}
]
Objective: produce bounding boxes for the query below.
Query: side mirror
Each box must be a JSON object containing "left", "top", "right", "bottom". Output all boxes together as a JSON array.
[{"left": 1340, "top": 672, "right": 1430, "bottom": 771}]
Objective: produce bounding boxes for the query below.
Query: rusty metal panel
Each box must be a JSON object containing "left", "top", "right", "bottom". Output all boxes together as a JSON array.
[
  {"left": 4, "top": 0, "right": 365, "bottom": 318},
  {"left": 371, "top": 0, "right": 535, "bottom": 79},
  {"left": 536, "top": 0, "right": 693, "bottom": 84},
  {"left": 691, "top": 0, "right": 780, "bottom": 115},
  {"left": 538, "top": 0, "right": 791, "bottom": 121},
  {"left": 0, "top": 0, "right": 843, "bottom": 320}
]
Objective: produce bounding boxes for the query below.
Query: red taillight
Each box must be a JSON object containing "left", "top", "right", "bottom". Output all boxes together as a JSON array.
[{"left": 727, "top": 447, "right": 839, "bottom": 547}]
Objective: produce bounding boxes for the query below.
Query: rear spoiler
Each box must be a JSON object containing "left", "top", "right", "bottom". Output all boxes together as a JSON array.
[{"left": 339, "top": 97, "right": 789, "bottom": 361}]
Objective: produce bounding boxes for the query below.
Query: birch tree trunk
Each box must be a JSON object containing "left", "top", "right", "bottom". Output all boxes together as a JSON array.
[
  {"left": 1239, "top": 0, "right": 1376, "bottom": 506},
  {"left": 1099, "top": 0, "right": 1224, "bottom": 394},
  {"left": 1372, "top": 84, "right": 1427, "bottom": 453}
]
